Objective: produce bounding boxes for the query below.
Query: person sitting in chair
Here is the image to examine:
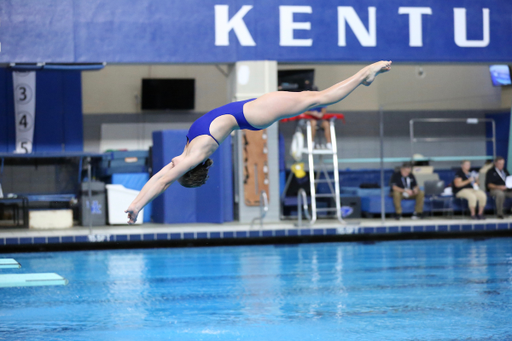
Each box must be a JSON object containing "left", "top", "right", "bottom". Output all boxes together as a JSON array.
[
  {"left": 305, "top": 86, "right": 332, "bottom": 150},
  {"left": 305, "top": 105, "right": 332, "bottom": 150},
  {"left": 486, "top": 156, "right": 512, "bottom": 219},
  {"left": 390, "top": 162, "right": 424, "bottom": 220},
  {"left": 453, "top": 160, "right": 487, "bottom": 220}
]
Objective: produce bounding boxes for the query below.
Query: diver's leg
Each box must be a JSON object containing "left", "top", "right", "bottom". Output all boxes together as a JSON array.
[{"left": 244, "top": 61, "right": 391, "bottom": 127}]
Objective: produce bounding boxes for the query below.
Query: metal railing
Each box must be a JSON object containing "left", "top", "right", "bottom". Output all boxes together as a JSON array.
[
  {"left": 410, "top": 118, "right": 496, "bottom": 161},
  {"left": 296, "top": 188, "right": 311, "bottom": 228},
  {"left": 251, "top": 190, "right": 268, "bottom": 229}
]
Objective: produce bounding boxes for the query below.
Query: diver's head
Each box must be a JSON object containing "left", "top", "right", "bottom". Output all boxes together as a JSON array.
[{"left": 178, "top": 159, "right": 213, "bottom": 188}]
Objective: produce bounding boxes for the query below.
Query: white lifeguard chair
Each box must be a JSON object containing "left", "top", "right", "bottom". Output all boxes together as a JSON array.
[{"left": 281, "top": 113, "right": 345, "bottom": 225}]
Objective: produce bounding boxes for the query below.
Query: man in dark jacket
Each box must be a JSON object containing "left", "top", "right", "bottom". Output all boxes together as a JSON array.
[
  {"left": 486, "top": 156, "right": 512, "bottom": 218},
  {"left": 390, "top": 162, "right": 424, "bottom": 220}
]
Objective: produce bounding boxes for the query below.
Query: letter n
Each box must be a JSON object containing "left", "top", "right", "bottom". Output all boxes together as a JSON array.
[{"left": 338, "top": 7, "right": 376, "bottom": 47}]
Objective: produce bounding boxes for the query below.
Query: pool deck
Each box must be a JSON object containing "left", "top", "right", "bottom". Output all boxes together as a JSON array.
[{"left": 1, "top": 216, "right": 511, "bottom": 250}]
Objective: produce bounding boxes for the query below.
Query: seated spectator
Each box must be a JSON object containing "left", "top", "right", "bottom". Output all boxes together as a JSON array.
[
  {"left": 306, "top": 106, "right": 332, "bottom": 150},
  {"left": 390, "top": 162, "right": 424, "bottom": 220},
  {"left": 453, "top": 160, "right": 487, "bottom": 220},
  {"left": 305, "top": 86, "right": 332, "bottom": 150},
  {"left": 486, "top": 156, "right": 512, "bottom": 219}
]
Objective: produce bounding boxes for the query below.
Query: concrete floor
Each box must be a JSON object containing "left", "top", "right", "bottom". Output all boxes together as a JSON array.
[{"left": 1, "top": 216, "right": 510, "bottom": 240}]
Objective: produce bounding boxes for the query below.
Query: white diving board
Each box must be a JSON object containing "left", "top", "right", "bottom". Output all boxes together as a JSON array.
[
  {"left": 0, "top": 258, "right": 21, "bottom": 269},
  {"left": 0, "top": 273, "right": 68, "bottom": 288}
]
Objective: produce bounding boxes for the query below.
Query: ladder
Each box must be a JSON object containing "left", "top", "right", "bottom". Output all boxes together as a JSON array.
[
  {"left": 304, "top": 116, "right": 343, "bottom": 224},
  {"left": 282, "top": 113, "right": 345, "bottom": 225}
]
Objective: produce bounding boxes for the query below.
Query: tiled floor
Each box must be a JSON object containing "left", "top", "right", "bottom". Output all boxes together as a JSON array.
[{"left": 0, "top": 217, "right": 511, "bottom": 246}]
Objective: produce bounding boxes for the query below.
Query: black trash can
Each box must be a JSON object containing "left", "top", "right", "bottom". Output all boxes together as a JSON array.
[
  {"left": 340, "top": 196, "right": 362, "bottom": 219},
  {"left": 80, "top": 181, "right": 106, "bottom": 226}
]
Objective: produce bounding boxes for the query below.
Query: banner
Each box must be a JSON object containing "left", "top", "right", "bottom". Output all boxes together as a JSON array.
[
  {"left": 12, "top": 71, "right": 36, "bottom": 153},
  {"left": 0, "top": 0, "right": 511, "bottom": 63}
]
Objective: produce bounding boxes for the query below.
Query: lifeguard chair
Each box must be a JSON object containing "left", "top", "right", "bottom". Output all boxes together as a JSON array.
[{"left": 281, "top": 113, "right": 345, "bottom": 224}]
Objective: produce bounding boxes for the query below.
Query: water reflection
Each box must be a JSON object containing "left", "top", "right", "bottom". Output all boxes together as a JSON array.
[
  {"left": 239, "top": 248, "right": 283, "bottom": 320},
  {"left": 106, "top": 253, "right": 149, "bottom": 326},
  {"left": 335, "top": 246, "right": 347, "bottom": 318}
]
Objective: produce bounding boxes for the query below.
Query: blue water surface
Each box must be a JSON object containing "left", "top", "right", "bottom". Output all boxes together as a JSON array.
[{"left": 1, "top": 238, "right": 512, "bottom": 340}]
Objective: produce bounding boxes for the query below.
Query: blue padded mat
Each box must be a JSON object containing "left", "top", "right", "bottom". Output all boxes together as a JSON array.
[{"left": 152, "top": 130, "right": 233, "bottom": 224}]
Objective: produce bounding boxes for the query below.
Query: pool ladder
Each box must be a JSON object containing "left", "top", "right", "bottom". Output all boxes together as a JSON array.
[
  {"left": 251, "top": 190, "right": 268, "bottom": 229},
  {"left": 297, "top": 188, "right": 311, "bottom": 228}
]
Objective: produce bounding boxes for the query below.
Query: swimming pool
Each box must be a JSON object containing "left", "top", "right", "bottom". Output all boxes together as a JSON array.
[{"left": 1, "top": 238, "right": 511, "bottom": 340}]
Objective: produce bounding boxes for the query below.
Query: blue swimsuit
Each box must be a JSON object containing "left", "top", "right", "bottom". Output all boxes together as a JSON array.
[{"left": 186, "top": 98, "right": 260, "bottom": 144}]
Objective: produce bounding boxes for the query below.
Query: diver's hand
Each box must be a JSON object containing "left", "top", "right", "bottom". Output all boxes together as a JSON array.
[{"left": 125, "top": 206, "right": 140, "bottom": 225}]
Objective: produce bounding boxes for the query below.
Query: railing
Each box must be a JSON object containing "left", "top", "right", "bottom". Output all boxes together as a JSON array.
[
  {"left": 297, "top": 188, "right": 311, "bottom": 228},
  {"left": 251, "top": 190, "right": 268, "bottom": 229},
  {"left": 409, "top": 118, "right": 496, "bottom": 161}
]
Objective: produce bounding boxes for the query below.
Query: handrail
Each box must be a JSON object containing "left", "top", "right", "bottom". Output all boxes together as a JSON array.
[
  {"left": 261, "top": 190, "right": 269, "bottom": 220},
  {"left": 321, "top": 155, "right": 493, "bottom": 164},
  {"left": 297, "top": 188, "right": 311, "bottom": 228},
  {"left": 251, "top": 190, "right": 269, "bottom": 229},
  {"left": 87, "top": 157, "right": 93, "bottom": 235},
  {"left": 410, "top": 118, "right": 496, "bottom": 161}
]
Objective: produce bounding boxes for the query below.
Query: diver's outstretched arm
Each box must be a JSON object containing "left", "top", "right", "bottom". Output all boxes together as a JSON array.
[{"left": 125, "top": 155, "right": 201, "bottom": 224}]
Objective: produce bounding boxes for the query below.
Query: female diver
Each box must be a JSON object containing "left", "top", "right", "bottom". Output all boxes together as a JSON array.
[{"left": 125, "top": 61, "right": 392, "bottom": 224}]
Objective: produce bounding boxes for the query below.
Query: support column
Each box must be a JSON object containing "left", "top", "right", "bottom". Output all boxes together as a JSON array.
[
  {"left": 228, "top": 61, "right": 279, "bottom": 223},
  {"left": 508, "top": 101, "right": 512, "bottom": 173}
]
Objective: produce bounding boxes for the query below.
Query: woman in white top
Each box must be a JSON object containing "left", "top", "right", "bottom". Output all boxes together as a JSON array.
[{"left": 453, "top": 160, "right": 487, "bottom": 219}]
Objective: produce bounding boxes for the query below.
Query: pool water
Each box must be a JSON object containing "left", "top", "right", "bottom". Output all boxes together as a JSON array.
[{"left": 1, "top": 238, "right": 511, "bottom": 340}]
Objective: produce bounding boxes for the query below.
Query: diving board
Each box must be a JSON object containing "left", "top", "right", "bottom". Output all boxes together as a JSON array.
[
  {"left": 0, "top": 273, "right": 68, "bottom": 288},
  {"left": 0, "top": 258, "right": 21, "bottom": 269}
]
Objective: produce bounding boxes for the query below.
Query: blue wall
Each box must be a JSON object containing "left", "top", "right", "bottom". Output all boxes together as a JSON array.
[
  {"left": 0, "top": 69, "right": 83, "bottom": 153},
  {"left": 1, "top": 0, "right": 511, "bottom": 63}
]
